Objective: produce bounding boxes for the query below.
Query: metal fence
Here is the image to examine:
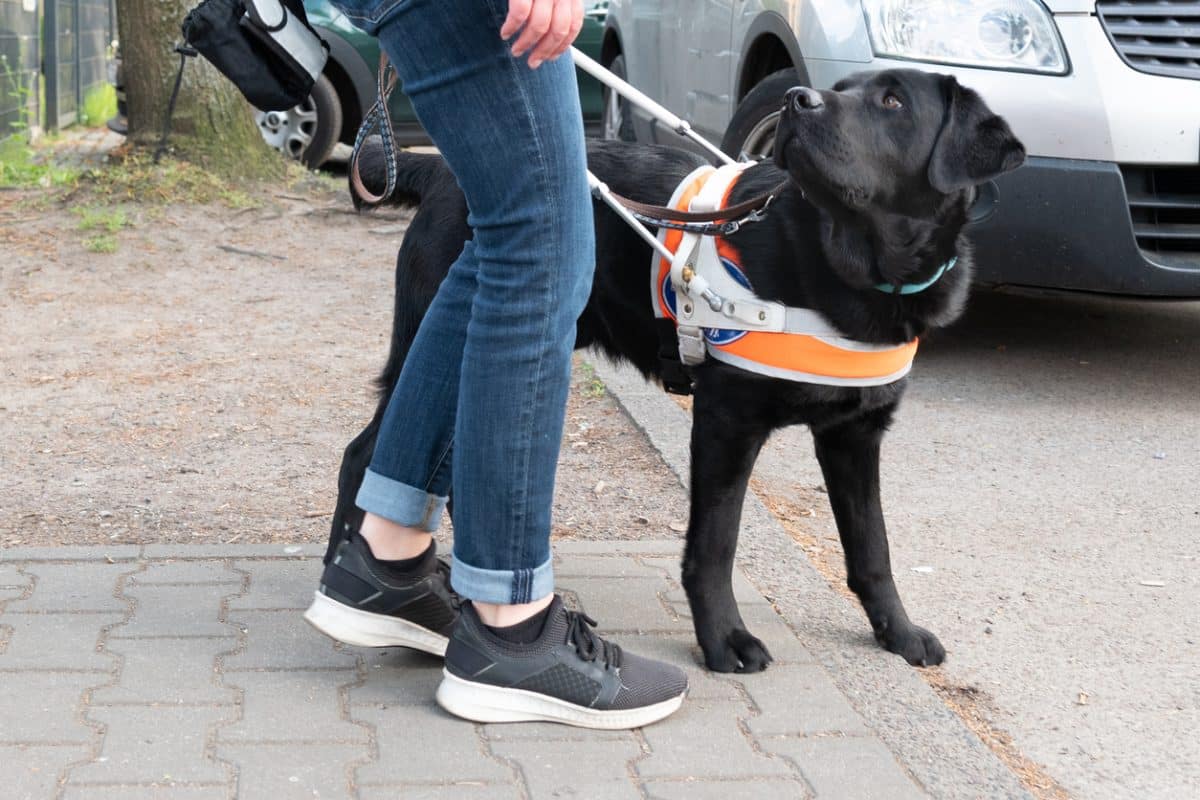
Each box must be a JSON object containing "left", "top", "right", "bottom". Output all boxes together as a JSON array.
[
  {"left": 0, "top": 0, "right": 40, "bottom": 136},
  {"left": 45, "top": 0, "right": 116, "bottom": 130},
  {"left": 0, "top": 0, "right": 116, "bottom": 137}
]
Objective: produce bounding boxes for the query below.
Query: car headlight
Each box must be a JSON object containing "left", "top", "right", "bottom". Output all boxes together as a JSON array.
[{"left": 861, "top": 0, "right": 1067, "bottom": 75}]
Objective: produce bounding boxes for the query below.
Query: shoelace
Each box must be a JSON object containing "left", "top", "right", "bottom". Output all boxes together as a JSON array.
[
  {"left": 434, "top": 558, "right": 464, "bottom": 612},
  {"left": 565, "top": 610, "right": 622, "bottom": 670}
]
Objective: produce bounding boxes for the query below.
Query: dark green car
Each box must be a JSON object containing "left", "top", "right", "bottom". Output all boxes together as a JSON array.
[{"left": 255, "top": 0, "right": 610, "bottom": 167}]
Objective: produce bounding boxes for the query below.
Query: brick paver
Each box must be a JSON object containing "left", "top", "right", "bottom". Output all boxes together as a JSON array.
[
  {"left": 0, "top": 543, "right": 929, "bottom": 798},
  {"left": 36, "top": 128, "right": 125, "bottom": 169}
]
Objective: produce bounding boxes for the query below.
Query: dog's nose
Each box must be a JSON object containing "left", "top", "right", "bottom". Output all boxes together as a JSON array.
[{"left": 786, "top": 87, "right": 824, "bottom": 111}]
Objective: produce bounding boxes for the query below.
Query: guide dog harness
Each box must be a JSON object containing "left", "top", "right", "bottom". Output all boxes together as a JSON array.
[{"left": 652, "top": 163, "right": 922, "bottom": 387}]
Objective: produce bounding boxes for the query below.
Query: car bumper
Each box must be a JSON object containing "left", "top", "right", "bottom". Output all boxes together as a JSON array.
[{"left": 969, "top": 156, "right": 1200, "bottom": 297}]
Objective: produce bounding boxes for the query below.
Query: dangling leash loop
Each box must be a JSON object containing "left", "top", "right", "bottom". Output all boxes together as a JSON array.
[
  {"left": 154, "top": 43, "right": 198, "bottom": 164},
  {"left": 350, "top": 54, "right": 400, "bottom": 206}
]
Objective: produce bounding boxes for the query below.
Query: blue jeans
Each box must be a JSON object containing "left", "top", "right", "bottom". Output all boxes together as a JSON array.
[{"left": 331, "top": 0, "right": 594, "bottom": 604}]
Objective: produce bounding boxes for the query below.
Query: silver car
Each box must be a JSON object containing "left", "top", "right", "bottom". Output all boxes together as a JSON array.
[{"left": 601, "top": 1, "right": 1200, "bottom": 296}]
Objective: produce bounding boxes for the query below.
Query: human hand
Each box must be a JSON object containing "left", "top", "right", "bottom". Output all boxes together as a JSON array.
[{"left": 501, "top": 0, "right": 584, "bottom": 69}]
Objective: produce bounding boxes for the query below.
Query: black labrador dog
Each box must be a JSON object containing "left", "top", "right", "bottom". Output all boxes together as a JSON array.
[{"left": 329, "top": 70, "right": 1025, "bottom": 673}]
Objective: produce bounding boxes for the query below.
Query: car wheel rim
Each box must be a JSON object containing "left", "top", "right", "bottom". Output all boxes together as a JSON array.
[
  {"left": 255, "top": 97, "right": 318, "bottom": 159},
  {"left": 602, "top": 89, "right": 623, "bottom": 140},
  {"left": 741, "top": 110, "right": 781, "bottom": 160}
]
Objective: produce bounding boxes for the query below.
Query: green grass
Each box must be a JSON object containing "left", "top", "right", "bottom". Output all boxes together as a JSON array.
[
  {"left": 0, "top": 134, "right": 81, "bottom": 189},
  {"left": 82, "top": 234, "right": 119, "bottom": 254},
  {"left": 72, "top": 204, "right": 130, "bottom": 253},
  {"left": 576, "top": 361, "right": 606, "bottom": 398},
  {"left": 7, "top": 132, "right": 337, "bottom": 220},
  {"left": 75, "top": 206, "right": 129, "bottom": 233},
  {"left": 217, "top": 187, "right": 259, "bottom": 210},
  {"left": 78, "top": 154, "right": 264, "bottom": 209}
]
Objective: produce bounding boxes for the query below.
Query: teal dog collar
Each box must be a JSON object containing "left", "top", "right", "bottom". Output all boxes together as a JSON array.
[{"left": 876, "top": 257, "right": 957, "bottom": 296}]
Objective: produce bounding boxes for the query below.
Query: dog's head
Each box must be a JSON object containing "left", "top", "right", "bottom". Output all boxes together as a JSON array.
[{"left": 773, "top": 70, "right": 1025, "bottom": 216}]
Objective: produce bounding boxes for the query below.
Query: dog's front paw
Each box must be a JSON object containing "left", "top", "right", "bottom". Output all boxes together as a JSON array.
[
  {"left": 877, "top": 623, "right": 945, "bottom": 667},
  {"left": 701, "top": 627, "right": 774, "bottom": 674}
]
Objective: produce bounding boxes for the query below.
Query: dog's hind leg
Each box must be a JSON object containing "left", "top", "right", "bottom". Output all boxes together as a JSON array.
[
  {"left": 681, "top": 389, "right": 774, "bottom": 673},
  {"left": 811, "top": 408, "right": 946, "bottom": 666},
  {"left": 324, "top": 419, "right": 379, "bottom": 564}
]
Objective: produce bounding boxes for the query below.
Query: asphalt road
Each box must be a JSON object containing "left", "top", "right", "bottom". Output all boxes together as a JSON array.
[{"left": 749, "top": 289, "right": 1200, "bottom": 798}]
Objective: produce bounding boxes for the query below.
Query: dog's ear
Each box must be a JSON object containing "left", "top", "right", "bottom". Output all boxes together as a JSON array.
[{"left": 927, "top": 77, "right": 1026, "bottom": 193}]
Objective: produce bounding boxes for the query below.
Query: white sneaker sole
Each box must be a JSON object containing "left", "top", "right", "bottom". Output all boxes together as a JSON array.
[
  {"left": 303, "top": 591, "right": 448, "bottom": 656},
  {"left": 435, "top": 669, "right": 686, "bottom": 730}
]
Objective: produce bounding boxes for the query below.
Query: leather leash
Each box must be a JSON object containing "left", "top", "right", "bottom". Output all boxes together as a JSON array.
[
  {"left": 605, "top": 179, "right": 789, "bottom": 225},
  {"left": 349, "top": 55, "right": 788, "bottom": 233},
  {"left": 350, "top": 54, "right": 400, "bottom": 206}
]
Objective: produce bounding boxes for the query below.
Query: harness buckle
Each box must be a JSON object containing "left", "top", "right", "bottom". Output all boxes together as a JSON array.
[{"left": 676, "top": 325, "right": 707, "bottom": 366}]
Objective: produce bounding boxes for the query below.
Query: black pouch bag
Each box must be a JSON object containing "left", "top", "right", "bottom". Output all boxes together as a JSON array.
[{"left": 182, "top": 0, "right": 329, "bottom": 111}]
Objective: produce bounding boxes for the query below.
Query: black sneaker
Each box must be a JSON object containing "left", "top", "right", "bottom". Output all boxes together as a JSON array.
[
  {"left": 436, "top": 595, "right": 688, "bottom": 729},
  {"left": 304, "top": 534, "right": 460, "bottom": 656}
]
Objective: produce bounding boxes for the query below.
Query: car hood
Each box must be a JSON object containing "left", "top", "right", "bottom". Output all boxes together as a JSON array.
[{"left": 1042, "top": 1, "right": 1095, "bottom": 12}]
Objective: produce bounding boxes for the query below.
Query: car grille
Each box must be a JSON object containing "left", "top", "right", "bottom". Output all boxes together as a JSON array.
[
  {"left": 1097, "top": 1, "right": 1200, "bottom": 80},
  {"left": 1121, "top": 165, "right": 1200, "bottom": 267}
]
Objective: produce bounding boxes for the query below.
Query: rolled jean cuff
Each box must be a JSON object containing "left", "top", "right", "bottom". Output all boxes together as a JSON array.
[
  {"left": 355, "top": 468, "right": 447, "bottom": 532},
  {"left": 450, "top": 553, "right": 555, "bottom": 605}
]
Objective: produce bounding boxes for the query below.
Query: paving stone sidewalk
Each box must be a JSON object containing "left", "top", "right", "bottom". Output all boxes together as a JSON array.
[
  {"left": 34, "top": 128, "right": 126, "bottom": 169},
  {"left": 1, "top": 540, "right": 932, "bottom": 800}
]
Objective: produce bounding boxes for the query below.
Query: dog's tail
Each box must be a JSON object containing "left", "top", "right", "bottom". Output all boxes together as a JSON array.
[{"left": 349, "top": 135, "right": 447, "bottom": 212}]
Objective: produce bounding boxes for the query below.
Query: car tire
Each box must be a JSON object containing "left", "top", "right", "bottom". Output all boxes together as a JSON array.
[
  {"left": 720, "top": 68, "right": 802, "bottom": 161},
  {"left": 601, "top": 54, "right": 637, "bottom": 142},
  {"left": 255, "top": 73, "right": 344, "bottom": 169}
]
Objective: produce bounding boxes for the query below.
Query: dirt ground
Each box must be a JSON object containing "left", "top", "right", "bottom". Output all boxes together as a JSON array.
[{"left": 0, "top": 178, "right": 689, "bottom": 550}]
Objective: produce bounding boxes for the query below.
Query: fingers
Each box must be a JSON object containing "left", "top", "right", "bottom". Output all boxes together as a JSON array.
[
  {"left": 500, "top": 0, "right": 532, "bottom": 41},
  {"left": 509, "top": 0, "right": 552, "bottom": 61},
  {"left": 504, "top": 0, "right": 584, "bottom": 69},
  {"left": 527, "top": 0, "right": 583, "bottom": 69}
]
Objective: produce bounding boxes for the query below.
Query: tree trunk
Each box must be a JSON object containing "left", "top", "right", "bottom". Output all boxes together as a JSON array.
[{"left": 115, "top": 0, "right": 281, "bottom": 178}]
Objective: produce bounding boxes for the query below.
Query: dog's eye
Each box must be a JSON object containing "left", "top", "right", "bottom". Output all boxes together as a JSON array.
[{"left": 882, "top": 93, "right": 904, "bottom": 110}]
